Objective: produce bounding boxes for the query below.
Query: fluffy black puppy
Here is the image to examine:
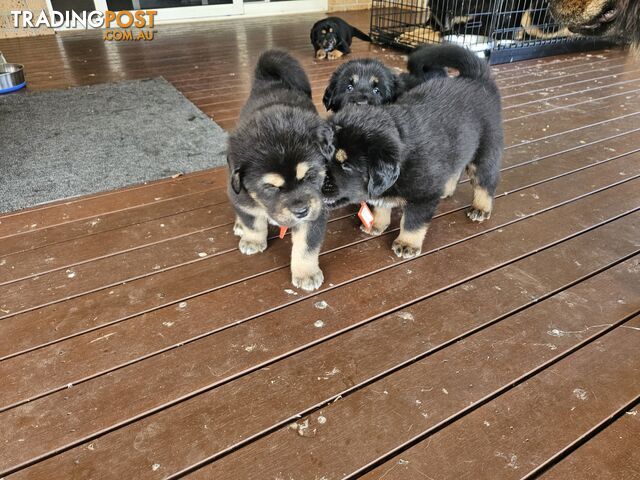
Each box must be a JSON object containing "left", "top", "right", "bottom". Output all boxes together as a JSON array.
[
  {"left": 322, "top": 58, "right": 400, "bottom": 112},
  {"left": 322, "top": 57, "right": 446, "bottom": 112},
  {"left": 322, "top": 44, "right": 503, "bottom": 259},
  {"left": 310, "top": 16, "right": 371, "bottom": 60},
  {"left": 227, "top": 50, "right": 334, "bottom": 291}
]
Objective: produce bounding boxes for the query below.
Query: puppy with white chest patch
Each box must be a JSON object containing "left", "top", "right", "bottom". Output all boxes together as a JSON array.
[
  {"left": 322, "top": 44, "right": 503, "bottom": 259},
  {"left": 227, "top": 50, "right": 335, "bottom": 291}
]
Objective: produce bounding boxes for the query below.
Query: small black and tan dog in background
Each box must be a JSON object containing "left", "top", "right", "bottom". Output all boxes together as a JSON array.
[
  {"left": 322, "top": 44, "right": 503, "bottom": 259},
  {"left": 310, "top": 16, "right": 371, "bottom": 60},
  {"left": 227, "top": 50, "right": 334, "bottom": 291}
]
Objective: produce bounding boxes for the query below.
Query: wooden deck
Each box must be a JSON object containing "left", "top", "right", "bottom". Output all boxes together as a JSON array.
[{"left": 1, "top": 10, "right": 640, "bottom": 480}]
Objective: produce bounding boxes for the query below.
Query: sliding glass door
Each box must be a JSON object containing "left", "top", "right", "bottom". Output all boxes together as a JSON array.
[
  {"left": 94, "top": 0, "right": 243, "bottom": 21},
  {"left": 48, "top": 0, "right": 327, "bottom": 28}
]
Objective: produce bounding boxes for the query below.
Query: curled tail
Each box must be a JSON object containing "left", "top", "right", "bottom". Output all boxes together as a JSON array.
[
  {"left": 351, "top": 25, "right": 371, "bottom": 42},
  {"left": 407, "top": 43, "right": 492, "bottom": 82},
  {"left": 255, "top": 49, "right": 312, "bottom": 98}
]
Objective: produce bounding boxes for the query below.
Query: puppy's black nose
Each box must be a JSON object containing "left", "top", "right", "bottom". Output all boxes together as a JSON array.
[
  {"left": 291, "top": 206, "right": 309, "bottom": 219},
  {"left": 347, "top": 97, "right": 369, "bottom": 106},
  {"left": 322, "top": 176, "right": 336, "bottom": 195}
]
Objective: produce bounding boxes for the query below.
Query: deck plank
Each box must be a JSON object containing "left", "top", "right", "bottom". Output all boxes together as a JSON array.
[
  {"left": 0, "top": 186, "right": 227, "bottom": 257},
  {"left": 0, "top": 170, "right": 223, "bottom": 238},
  {"left": 539, "top": 402, "right": 640, "bottom": 479}
]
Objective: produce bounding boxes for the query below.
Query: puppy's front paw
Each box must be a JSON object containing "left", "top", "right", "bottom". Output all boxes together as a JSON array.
[
  {"left": 292, "top": 268, "right": 324, "bottom": 291},
  {"left": 360, "top": 223, "right": 388, "bottom": 236},
  {"left": 239, "top": 238, "right": 267, "bottom": 255},
  {"left": 233, "top": 220, "right": 244, "bottom": 237},
  {"left": 392, "top": 239, "right": 422, "bottom": 259},
  {"left": 316, "top": 49, "right": 327, "bottom": 60},
  {"left": 327, "top": 50, "right": 344, "bottom": 60},
  {"left": 467, "top": 208, "right": 491, "bottom": 222}
]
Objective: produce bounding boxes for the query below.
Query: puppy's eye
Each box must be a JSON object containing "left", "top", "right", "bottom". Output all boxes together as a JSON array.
[
  {"left": 301, "top": 171, "right": 316, "bottom": 182},
  {"left": 373, "top": 87, "right": 381, "bottom": 95},
  {"left": 346, "top": 85, "right": 354, "bottom": 92},
  {"left": 340, "top": 162, "right": 353, "bottom": 172},
  {"left": 264, "top": 184, "right": 281, "bottom": 192}
]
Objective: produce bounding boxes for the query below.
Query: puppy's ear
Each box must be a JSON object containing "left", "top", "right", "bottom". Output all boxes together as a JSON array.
[
  {"left": 323, "top": 74, "right": 340, "bottom": 111},
  {"left": 368, "top": 158, "right": 400, "bottom": 197},
  {"left": 316, "top": 123, "right": 335, "bottom": 160},
  {"left": 367, "top": 135, "right": 401, "bottom": 197},
  {"left": 230, "top": 166, "right": 244, "bottom": 194},
  {"left": 391, "top": 74, "right": 402, "bottom": 101}
]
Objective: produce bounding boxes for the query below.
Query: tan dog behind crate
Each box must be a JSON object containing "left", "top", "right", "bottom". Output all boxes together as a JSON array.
[
  {"left": 516, "top": 8, "right": 572, "bottom": 40},
  {"left": 397, "top": 27, "right": 442, "bottom": 47}
]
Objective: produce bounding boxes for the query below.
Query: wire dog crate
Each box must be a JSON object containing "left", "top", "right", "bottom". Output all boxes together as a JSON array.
[{"left": 370, "top": 0, "right": 615, "bottom": 64}]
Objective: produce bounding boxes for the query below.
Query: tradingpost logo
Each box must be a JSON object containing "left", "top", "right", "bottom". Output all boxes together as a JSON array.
[{"left": 10, "top": 10, "right": 158, "bottom": 41}]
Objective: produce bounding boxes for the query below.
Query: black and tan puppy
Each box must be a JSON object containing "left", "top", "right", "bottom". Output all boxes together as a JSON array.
[
  {"left": 311, "top": 16, "right": 371, "bottom": 60},
  {"left": 548, "top": 0, "right": 639, "bottom": 47},
  {"left": 322, "top": 44, "right": 503, "bottom": 259},
  {"left": 322, "top": 57, "right": 446, "bottom": 112},
  {"left": 227, "top": 50, "right": 334, "bottom": 291},
  {"left": 322, "top": 58, "right": 401, "bottom": 112}
]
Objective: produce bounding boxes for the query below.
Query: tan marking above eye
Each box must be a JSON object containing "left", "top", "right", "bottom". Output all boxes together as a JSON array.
[
  {"left": 329, "top": 27, "right": 333, "bottom": 32},
  {"left": 584, "top": 0, "right": 611, "bottom": 18},
  {"left": 263, "top": 173, "right": 285, "bottom": 188},
  {"left": 335, "top": 149, "right": 348, "bottom": 163},
  {"left": 321, "top": 29, "right": 326, "bottom": 34},
  {"left": 296, "top": 162, "right": 310, "bottom": 180},
  {"left": 370, "top": 75, "right": 379, "bottom": 85},
  {"left": 350, "top": 74, "right": 359, "bottom": 84}
]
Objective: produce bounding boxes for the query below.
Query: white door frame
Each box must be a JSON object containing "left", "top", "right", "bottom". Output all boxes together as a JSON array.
[
  {"left": 243, "top": 0, "right": 326, "bottom": 18},
  {"left": 93, "top": 0, "right": 244, "bottom": 23},
  {"left": 47, "top": 0, "right": 327, "bottom": 30}
]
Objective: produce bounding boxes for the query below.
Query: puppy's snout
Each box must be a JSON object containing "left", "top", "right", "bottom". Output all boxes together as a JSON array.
[
  {"left": 347, "top": 94, "right": 370, "bottom": 106},
  {"left": 291, "top": 203, "right": 310, "bottom": 219}
]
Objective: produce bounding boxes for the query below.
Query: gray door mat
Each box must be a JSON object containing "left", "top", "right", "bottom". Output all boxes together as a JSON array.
[{"left": 0, "top": 77, "right": 228, "bottom": 213}]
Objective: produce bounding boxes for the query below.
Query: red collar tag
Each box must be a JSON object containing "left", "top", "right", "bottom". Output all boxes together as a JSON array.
[
  {"left": 279, "top": 226, "right": 288, "bottom": 239},
  {"left": 358, "top": 202, "right": 374, "bottom": 230}
]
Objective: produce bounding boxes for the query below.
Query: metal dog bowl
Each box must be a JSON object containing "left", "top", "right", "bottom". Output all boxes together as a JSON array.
[
  {"left": 0, "top": 63, "right": 26, "bottom": 94},
  {"left": 443, "top": 35, "right": 493, "bottom": 58}
]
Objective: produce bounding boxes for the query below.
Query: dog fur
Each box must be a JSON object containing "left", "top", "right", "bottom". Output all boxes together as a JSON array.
[
  {"left": 428, "top": 0, "right": 567, "bottom": 40},
  {"left": 548, "top": 0, "right": 640, "bottom": 47},
  {"left": 322, "top": 44, "right": 503, "bottom": 259},
  {"left": 227, "top": 49, "right": 334, "bottom": 291},
  {"left": 310, "top": 16, "right": 371, "bottom": 60}
]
